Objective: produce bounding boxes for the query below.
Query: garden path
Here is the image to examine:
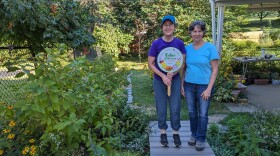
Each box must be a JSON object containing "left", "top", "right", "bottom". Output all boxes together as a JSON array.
[
  {"left": 149, "top": 121, "right": 215, "bottom": 156},
  {"left": 247, "top": 84, "right": 280, "bottom": 113}
]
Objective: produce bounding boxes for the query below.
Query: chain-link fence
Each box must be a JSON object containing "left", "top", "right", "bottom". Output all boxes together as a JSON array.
[
  {"left": 0, "top": 46, "right": 99, "bottom": 105},
  {"left": 0, "top": 47, "right": 30, "bottom": 104}
]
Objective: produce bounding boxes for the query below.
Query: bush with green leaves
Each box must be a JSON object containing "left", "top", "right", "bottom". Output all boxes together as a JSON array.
[{"left": 0, "top": 45, "right": 131, "bottom": 155}]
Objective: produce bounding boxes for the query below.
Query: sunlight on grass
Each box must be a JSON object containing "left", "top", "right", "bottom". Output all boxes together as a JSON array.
[
  {"left": 117, "top": 61, "right": 148, "bottom": 70},
  {"left": 130, "top": 70, "right": 153, "bottom": 107}
]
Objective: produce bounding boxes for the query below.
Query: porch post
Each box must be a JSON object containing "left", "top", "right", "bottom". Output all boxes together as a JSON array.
[
  {"left": 217, "top": 5, "right": 225, "bottom": 56},
  {"left": 210, "top": 0, "right": 216, "bottom": 46}
]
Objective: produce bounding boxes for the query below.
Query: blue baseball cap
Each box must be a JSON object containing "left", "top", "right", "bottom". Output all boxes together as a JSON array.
[{"left": 161, "top": 15, "right": 176, "bottom": 24}]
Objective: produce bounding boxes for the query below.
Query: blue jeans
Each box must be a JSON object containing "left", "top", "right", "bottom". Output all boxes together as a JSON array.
[
  {"left": 153, "top": 77, "right": 181, "bottom": 131},
  {"left": 184, "top": 82, "right": 213, "bottom": 142}
]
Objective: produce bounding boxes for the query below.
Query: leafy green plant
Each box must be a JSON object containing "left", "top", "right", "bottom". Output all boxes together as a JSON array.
[
  {"left": 271, "top": 72, "right": 279, "bottom": 80},
  {"left": 213, "top": 71, "right": 236, "bottom": 102},
  {"left": 112, "top": 104, "right": 150, "bottom": 154},
  {"left": 207, "top": 124, "right": 235, "bottom": 156},
  {"left": 3, "top": 45, "right": 129, "bottom": 155},
  {"left": 0, "top": 103, "right": 41, "bottom": 156},
  {"left": 251, "top": 110, "right": 280, "bottom": 152},
  {"left": 209, "top": 112, "right": 280, "bottom": 156}
]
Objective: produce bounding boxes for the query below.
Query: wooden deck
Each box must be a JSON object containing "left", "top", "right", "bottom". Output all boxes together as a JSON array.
[{"left": 149, "top": 121, "right": 216, "bottom": 156}]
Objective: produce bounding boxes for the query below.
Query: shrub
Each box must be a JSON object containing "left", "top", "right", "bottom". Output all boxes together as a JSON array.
[{"left": 0, "top": 46, "right": 130, "bottom": 155}]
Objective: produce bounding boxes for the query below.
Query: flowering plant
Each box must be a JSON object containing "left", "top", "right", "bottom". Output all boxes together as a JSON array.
[{"left": 0, "top": 102, "right": 40, "bottom": 156}]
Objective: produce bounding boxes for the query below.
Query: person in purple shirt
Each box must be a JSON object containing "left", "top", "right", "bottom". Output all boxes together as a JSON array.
[
  {"left": 181, "top": 20, "right": 219, "bottom": 151},
  {"left": 148, "top": 15, "right": 186, "bottom": 148}
]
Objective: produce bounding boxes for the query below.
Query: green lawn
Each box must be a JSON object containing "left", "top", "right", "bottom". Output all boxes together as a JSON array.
[{"left": 239, "top": 17, "right": 280, "bottom": 32}]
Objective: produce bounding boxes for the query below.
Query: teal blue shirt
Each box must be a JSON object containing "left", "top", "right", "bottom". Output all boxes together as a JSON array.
[{"left": 185, "top": 42, "right": 219, "bottom": 85}]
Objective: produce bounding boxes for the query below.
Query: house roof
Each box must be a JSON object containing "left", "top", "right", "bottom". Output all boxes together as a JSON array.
[
  {"left": 214, "top": 0, "right": 280, "bottom": 7},
  {"left": 215, "top": 0, "right": 280, "bottom": 11},
  {"left": 211, "top": 0, "right": 280, "bottom": 54}
]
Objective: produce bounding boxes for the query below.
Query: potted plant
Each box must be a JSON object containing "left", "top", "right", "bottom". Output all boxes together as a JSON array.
[
  {"left": 254, "top": 72, "right": 270, "bottom": 85},
  {"left": 271, "top": 72, "right": 280, "bottom": 85}
]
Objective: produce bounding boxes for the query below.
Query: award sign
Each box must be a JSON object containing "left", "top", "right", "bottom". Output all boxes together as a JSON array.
[
  {"left": 157, "top": 47, "right": 183, "bottom": 72},
  {"left": 157, "top": 47, "right": 184, "bottom": 96}
]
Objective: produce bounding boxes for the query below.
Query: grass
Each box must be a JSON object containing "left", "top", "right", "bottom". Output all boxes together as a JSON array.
[{"left": 238, "top": 17, "right": 280, "bottom": 32}]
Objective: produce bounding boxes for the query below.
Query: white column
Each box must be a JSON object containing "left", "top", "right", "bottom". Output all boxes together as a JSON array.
[
  {"left": 217, "top": 6, "right": 225, "bottom": 56},
  {"left": 210, "top": 0, "right": 216, "bottom": 46}
]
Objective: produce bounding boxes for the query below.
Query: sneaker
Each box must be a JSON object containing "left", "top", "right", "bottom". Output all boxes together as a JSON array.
[
  {"left": 188, "top": 136, "right": 196, "bottom": 146},
  {"left": 173, "top": 134, "right": 181, "bottom": 148},
  {"left": 195, "top": 141, "right": 205, "bottom": 151},
  {"left": 160, "top": 134, "right": 168, "bottom": 147}
]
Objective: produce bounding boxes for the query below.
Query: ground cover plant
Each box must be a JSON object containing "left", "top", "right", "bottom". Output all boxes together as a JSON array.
[{"left": 208, "top": 111, "right": 280, "bottom": 156}]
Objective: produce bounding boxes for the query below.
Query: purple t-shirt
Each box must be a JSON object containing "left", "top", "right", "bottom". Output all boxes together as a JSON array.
[{"left": 148, "top": 37, "right": 186, "bottom": 81}]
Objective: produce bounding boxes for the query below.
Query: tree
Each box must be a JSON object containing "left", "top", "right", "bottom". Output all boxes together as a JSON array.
[
  {"left": 134, "top": 19, "right": 148, "bottom": 62},
  {"left": 256, "top": 11, "right": 271, "bottom": 23},
  {"left": 0, "top": 0, "right": 95, "bottom": 56}
]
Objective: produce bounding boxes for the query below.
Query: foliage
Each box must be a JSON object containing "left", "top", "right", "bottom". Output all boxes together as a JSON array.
[
  {"left": 232, "top": 40, "right": 259, "bottom": 55},
  {"left": 208, "top": 112, "right": 280, "bottom": 156},
  {"left": 112, "top": 105, "right": 150, "bottom": 154},
  {"left": 253, "top": 11, "right": 274, "bottom": 23},
  {"left": 0, "top": 45, "right": 130, "bottom": 155},
  {"left": 260, "top": 29, "right": 280, "bottom": 47},
  {"left": 271, "top": 72, "right": 279, "bottom": 80},
  {"left": 213, "top": 40, "right": 236, "bottom": 102},
  {"left": 0, "top": 0, "right": 94, "bottom": 53},
  {"left": 251, "top": 110, "right": 280, "bottom": 152},
  {"left": 223, "top": 6, "right": 248, "bottom": 34},
  {"left": 0, "top": 104, "right": 41, "bottom": 156},
  {"left": 94, "top": 23, "right": 133, "bottom": 57},
  {"left": 207, "top": 124, "right": 235, "bottom": 156}
]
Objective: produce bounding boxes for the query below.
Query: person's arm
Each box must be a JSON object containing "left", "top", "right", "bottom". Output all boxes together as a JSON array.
[
  {"left": 148, "top": 56, "right": 171, "bottom": 86},
  {"left": 180, "top": 62, "right": 186, "bottom": 97},
  {"left": 201, "top": 59, "right": 219, "bottom": 100}
]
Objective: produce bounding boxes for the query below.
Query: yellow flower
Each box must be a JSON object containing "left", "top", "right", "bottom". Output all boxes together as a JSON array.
[
  {"left": 30, "top": 150, "right": 36, "bottom": 156},
  {"left": 30, "top": 145, "right": 36, "bottom": 151},
  {"left": 9, "top": 121, "right": 16, "bottom": 127},
  {"left": 29, "top": 139, "right": 35, "bottom": 143},
  {"left": 7, "top": 133, "right": 15, "bottom": 139},
  {"left": 24, "top": 146, "right": 30, "bottom": 152},
  {"left": 7, "top": 105, "right": 13, "bottom": 109},
  {"left": 22, "top": 150, "right": 27, "bottom": 155},
  {"left": 2, "top": 129, "right": 10, "bottom": 134},
  {"left": 0, "top": 149, "right": 4, "bottom": 155}
]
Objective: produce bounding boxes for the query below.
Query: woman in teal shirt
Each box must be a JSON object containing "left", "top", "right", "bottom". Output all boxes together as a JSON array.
[{"left": 181, "top": 20, "right": 219, "bottom": 151}]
